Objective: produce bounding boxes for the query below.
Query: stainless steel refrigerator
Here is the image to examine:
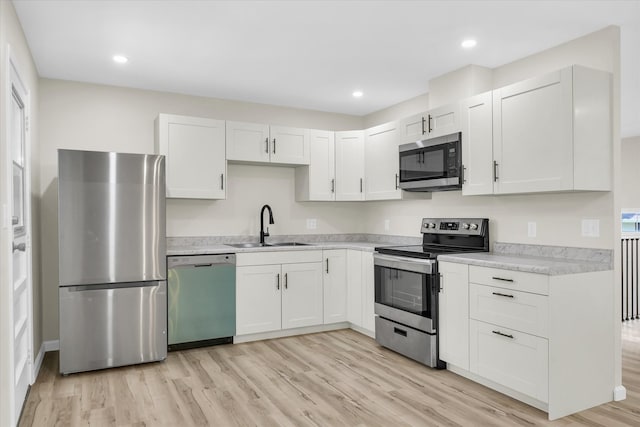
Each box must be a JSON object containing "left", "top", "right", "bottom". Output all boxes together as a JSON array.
[{"left": 58, "top": 149, "right": 167, "bottom": 374}]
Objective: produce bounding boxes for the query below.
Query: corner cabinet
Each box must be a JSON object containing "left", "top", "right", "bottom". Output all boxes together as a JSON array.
[
  {"left": 364, "top": 122, "right": 401, "bottom": 200},
  {"left": 155, "top": 114, "right": 226, "bottom": 199},
  {"left": 295, "top": 130, "right": 336, "bottom": 201},
  {"left": 226, "top": 121, "right": 310, "bottom": 165},
  {"left": 438, "top": 261, "right": 615, "bottom": 420},
  {"left": 335, "top": 131, "right": 365, "bottom": 201},
  {"left": 492, "top": 65, "right": 611, "bottom": 194},
  {"left": 236, "top": 251, "right": 323, "bottom": 336}
]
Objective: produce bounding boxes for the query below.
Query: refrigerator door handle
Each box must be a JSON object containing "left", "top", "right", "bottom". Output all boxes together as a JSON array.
[{"left": 65, "top": 281, "right": 162, "bottom": 292}]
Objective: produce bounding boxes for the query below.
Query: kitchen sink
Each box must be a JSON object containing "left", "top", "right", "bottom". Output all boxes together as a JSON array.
[
  {"left": 226, "top": 242, "right": 270, "bottom": 248},
  {"left": 268, "top": 242, "right": 312, "bottom": 247}
]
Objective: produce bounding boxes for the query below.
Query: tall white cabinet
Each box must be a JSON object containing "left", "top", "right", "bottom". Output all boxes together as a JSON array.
[
  {"left": 155, "top": 114, "right": 226, "bottom": 199},
  {"left": 460, "top": 91, "right": 493, "bottom": 196},
  {"left": 364, "top": 122, "right": 401, "bottom": 200},
  {"left": 335, "top": 131, "right": 365, "bottom": 201}
]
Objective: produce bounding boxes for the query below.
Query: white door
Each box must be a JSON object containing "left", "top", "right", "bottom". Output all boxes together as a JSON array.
[
  {"left": 8, "top": 65, "right": 32, "bottom": 425},
  {"left": 156, "top": 114, "right": 226, "bottom": 199},
  {"left": 335, "top": 131, "right": 365, "bottom": 201},
  {"left": 308, "top": 130, "right": 335, "bottom": 201},
  {"left": 365, "top": 122, "right": 401, "bottom": 200},
  {"left": 226, "top": 121, "right": 271, "bottom": 163},
  {"left": 270, "top": 126, "right": 310, "bottom": 165},
  {"left": 460, "top": 92, "right": 494, "bottom": 196},
  {"left": 398, "top": 111, "right": 428, "bottom": 145},
  {"left": 236, "top": 265, "right": 282, "bottom": 335},
  {"left": 427, "top": 102, "right": 460, "bottom": 138},
  {"left": 492, "top": 68, "right": 573, "bottom": 194},
  {"left": 323, "top": 250, "right": 347, "bottom": 324},
  {"left": 281, "top": 262, "right": 323, "bottom": 329}
]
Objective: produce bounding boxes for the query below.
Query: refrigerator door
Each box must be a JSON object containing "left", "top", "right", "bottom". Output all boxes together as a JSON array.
[
  {"left": 58, "top": 150, "right": 166, "bottom": 285},
  {"left": 59, "top": 281, "right": 167, "bottom": 375}
]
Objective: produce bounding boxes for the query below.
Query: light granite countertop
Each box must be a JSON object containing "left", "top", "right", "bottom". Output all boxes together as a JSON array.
[
  {"left": 437, "top": 252, "right": 612, "bottom": 276},
  {"left": 167, "top": 241, "right": 383, "bottom": 256}
]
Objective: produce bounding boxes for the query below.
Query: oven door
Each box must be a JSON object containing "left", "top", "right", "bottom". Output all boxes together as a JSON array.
[
  {"left": 399, "top": 133, "right": 461, "bottom": 191},
  {"left": 374, "top": 254, "right": 438, "bottom": 334}
]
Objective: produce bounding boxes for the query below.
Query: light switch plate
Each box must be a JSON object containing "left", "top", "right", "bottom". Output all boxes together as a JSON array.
[
  {"left": 306, "top": 218, "right": 317, "bottom": 230},
  {"left": 581, "top": 219, "right": 600, "bottom": 237},
  {"left": 527, "top": 222, "right": 537, "bottom": 238}
]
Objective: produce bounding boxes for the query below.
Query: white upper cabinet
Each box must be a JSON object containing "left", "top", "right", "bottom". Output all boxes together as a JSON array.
[
  {"left": 226, "top": 121, "right": 309, "bottom": 165},
  {"left": 155, "top": 114, "right": 226, "bottom": 199},
  {"left": 335, "top": 130, "right": 365, "bottom": 201},
  {"left": 295, "top": 130, "right": 335, "bottom": 201},
  {"left": 492, "top": 65, "right": 611, "bottom": 194},
  {"left": 365, "top": 122, "right": 402, "bottom": 200},
  {"left": 398, "top": 103, "right": 460, "bottom": 145},
  {"left": 460, "top": 92, "right": 494, "bottom": 196}
]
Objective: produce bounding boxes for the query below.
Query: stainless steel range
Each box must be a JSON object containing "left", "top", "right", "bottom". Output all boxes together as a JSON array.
[{"left": 374, "top": 218, "right": 489, "bottom": 368}]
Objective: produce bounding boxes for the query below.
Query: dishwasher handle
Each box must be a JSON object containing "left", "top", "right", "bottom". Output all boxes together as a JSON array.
[{"left": 168, "top": 253, "right": 236, "bottom": 269}]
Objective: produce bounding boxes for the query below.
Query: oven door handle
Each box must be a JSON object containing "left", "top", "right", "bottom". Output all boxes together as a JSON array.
[{"left": 374, "top": 253, "right": 434, "bottom": 274}]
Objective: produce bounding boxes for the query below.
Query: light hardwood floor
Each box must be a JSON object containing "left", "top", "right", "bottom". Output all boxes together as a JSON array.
[{"left": 19, "top": 323, "right": 640, "bottom": 426}]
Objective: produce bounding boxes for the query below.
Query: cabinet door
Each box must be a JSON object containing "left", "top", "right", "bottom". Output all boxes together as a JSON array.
[
  {"left": 335, "top": 131, "right": 365, "bottom": 201},
  {"left": 270, "top": 126, "right": 310, "bottom": 165},
  {"left": 308, "top": 130, "right": 335, "bottom": 200},
  {"left": 438, "top": 262, "right": 470, "bottom": 370},
  {"left": 323, "top": 250, "right": 347, "bottom": 324},
  {"left": 226, "top": 121, "right": 271, "bottom": 163},
  {"left": 470, "top": 320, "right": 549, "bottom": 403},
  {"left": 427, "top": 103, "right": 460, "bottom": 138},
  {"left": 398, "top": 111, "right": 428, "bottom": 145},
  {"left": 155, "top": 114, "right": 226, "bottom": 199},
  {"left": 493, "top": 68, "right": 573, "bottom": 194},
  {"left": 460, "top": 92, "right": 494, "bottom": 196},
  {"left": 365, "top": 122, "right": 401, "bottom": 200},
  {"left": 281, "top": 262, "right": 323, "bottom": 329},
  {"left": 346, "top": 250, "right": 363, "bottom": 326},
  {"left": 361, "top": 252, "right": 375, "bottom": 333},
  {"left": 236, "top": 265, "right": 282, "bottom": 335}
]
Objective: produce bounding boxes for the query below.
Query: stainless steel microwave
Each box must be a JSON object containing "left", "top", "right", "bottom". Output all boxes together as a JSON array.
[{"left": 398, "top": 132, "right": 462, "bottom": 192}]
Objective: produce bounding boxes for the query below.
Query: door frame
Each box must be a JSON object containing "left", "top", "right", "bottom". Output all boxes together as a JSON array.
[{"left": 3, "top": 43, "right": 35, "bottom": 426}]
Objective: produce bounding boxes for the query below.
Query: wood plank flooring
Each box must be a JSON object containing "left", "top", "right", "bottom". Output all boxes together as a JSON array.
[{"left": 19, "top": 323, "right": 640, "bottom": 426}]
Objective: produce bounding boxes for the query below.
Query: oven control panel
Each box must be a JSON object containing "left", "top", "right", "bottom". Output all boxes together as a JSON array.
[{"left": 420, "top": 218, "right": 486, "bottom": 235}]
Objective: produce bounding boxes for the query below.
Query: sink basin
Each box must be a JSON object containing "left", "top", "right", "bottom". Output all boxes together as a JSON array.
[
  {"left": 268, "top": 242, "right": 312, "bottom": 247},
  {"left": 226, "top": 242, "right": 270, "bottom": 248}
]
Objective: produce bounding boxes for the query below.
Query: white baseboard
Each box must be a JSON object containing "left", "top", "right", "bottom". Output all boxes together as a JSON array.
[
  {"left": 234, "top": 323, "right": 349, "bottom": 343},
  {"left": 32, "top": 343, "right": 45, "bottom": 384},
  {"left": 44, "top": 339, "right": 59, "bottom": 352},
  {"left": 348, "top": 323, "right": 375, "bottom": 338},
  {"left": 614, "top": 385, "right": 627, "bottom": 401}
]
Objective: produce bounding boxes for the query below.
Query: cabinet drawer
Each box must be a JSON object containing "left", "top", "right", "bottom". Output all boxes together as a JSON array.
[
  {"left": 469, "top": 266, "right": 548, "bottom": 295},
  {"left": 236, "top": 250, "right": 323, "bottom": 266},
  {"left": 470, "top": 320, "right": 548, "bottom": 403},
  {"left": 470, "top": 284, "right": 548, "bottom": 338},
  {"left": 375, "top": 316, "right": 436, "bottom": 366}
]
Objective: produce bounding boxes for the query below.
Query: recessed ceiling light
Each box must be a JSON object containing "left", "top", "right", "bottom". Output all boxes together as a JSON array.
[
  {"left": 461, "top": 39, "right": 477, "bottom": 49},
  {"left": 352, "top": 91, "right": 363, "bottom": 98},
  {"left": 113, "top": 55, "right": 128, "bottom": 64}
]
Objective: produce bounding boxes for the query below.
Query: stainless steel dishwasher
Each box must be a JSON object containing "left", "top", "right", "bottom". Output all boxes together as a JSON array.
[{"left": 167, "top": 254, "right": 236, "bottom": 351}]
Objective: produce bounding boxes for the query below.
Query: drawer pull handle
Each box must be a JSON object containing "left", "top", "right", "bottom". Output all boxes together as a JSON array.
[
  {"left": 492, "top": 330, "right": 514, "bottom": 339},
  {"left": 393, "top": 327, "right": 407, "bottom": 337},
  {"left": 492, "top": 277, "right": 514, "bottom": 282},
  {"left": 492, "top": 292, "right": 514, "bottom": 298}
]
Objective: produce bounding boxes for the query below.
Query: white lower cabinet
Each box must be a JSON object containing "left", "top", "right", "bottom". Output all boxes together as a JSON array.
[
  {"left": 236, "top": 251, "right": 322, "bottom": 336},
  {"left": 345, "top": 250, "right": 375, "bottom": 334},
  {"left": 439, "top": 261, "right": 615, "bottom": 420},
  {"left": 469, "top": 319, "right": 549, "bottom": 403},
  {"left": 323, "top": 250, "right": 347, "bottom": 324}
]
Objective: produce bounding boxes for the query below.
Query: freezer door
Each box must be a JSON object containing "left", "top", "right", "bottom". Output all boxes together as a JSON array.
[
  {"left": 58, "top": 150, "right": 166, "bottom": 285},
  {"left": 59, "top": 281, "right": 167, "bottom": 374}
]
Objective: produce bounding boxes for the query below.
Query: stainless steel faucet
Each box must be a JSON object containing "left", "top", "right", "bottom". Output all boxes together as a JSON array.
[{"left": 259, "top": 204, "right": 274, "bottom": 245}]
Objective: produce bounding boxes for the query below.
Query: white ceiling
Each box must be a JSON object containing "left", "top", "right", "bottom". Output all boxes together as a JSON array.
[{"left": 12, "top": 0, "right": 640, "bottom": 136}]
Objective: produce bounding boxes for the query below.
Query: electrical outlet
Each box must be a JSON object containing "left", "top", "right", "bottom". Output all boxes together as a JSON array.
[
  {"left": 306, "top": 218, "right": 317, "bottom": 230},
  {"left": 527, "top": 222, "right": 537, "bottom": 238},
  {"left": 384, "top": 219, "right": 390, "bottom": 231},
  {"left": 581, "top": 219, "right": 600, "bottom": 237}
]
